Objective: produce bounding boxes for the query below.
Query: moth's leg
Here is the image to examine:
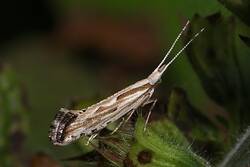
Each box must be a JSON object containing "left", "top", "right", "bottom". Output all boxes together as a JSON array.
[
  {"left": 86, "top": 133, "right": 98, "bottom": 145},
  {"left": 143, "top": 99, "right": 157, "bottom": 132},
  {"left": 110, "top": 109, "right": 136, "bottom": 135},
  {"left": 124, "top": 109, "right": 136, "bottom": 123},
  {"left": 110, "top": 117, "right": 125, "bottom": 135}
]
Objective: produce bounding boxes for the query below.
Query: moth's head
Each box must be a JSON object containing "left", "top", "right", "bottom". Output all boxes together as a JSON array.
[
  {"left": 49, "top": 108, "right": 80, "bottom": 146},
  {"left": 147, "top": 66, "right": 165, "bottom": 85}
]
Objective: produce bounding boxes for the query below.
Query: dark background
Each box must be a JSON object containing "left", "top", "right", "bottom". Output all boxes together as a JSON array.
[{"left": 0, "top": 0, "right": 249, "bottom": 166}]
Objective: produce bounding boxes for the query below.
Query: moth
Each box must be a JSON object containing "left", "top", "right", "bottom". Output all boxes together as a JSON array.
[{"left": 49, "top": 21, "right": 204, "bottom": 146}]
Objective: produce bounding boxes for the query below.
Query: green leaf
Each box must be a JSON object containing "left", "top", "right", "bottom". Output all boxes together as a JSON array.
[
  {"left": 184, "top": 13, "right": 248, "bottom": 128},
  {"left": 168, "top": 88, "right": 228, "bottom": 161},
  {"left": 218, "top": 0, "right": 250, "bottom": 26},
  {"left": 128, "top": 116, "right": 211, "bottom": 167}
]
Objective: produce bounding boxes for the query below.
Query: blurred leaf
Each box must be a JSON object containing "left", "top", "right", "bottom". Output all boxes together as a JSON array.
[
  {"left": 218, "top": 0, "right": 250, "bottom": 26},
  {"left": 184, "top": 13, "right": 248, "bottom": 128},
  {"left": 0, "top": 65, "right": 29, "bottom": 167},
  {"left": 239, "top": 35, "right": 250, "bottom": 47},
  {"left": 168, "top": 88, "right": 228, "bottom": 160},
  {"left": 128, "top": 116, "right": 211, "bottom": 167},
  {"left": 168, "top": 87, "right": 228, "bottom": 131}
]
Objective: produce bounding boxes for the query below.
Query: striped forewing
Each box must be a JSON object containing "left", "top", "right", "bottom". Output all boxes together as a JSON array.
[{"left": 64, "top": 79, "right": 153, "bottom": 135}]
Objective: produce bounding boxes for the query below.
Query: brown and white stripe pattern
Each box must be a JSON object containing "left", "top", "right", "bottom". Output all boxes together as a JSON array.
[
  {"left": 49, "top": 79, "right": 154, "bottom": 145},
  {"left": 49, "top": 21, "right": 205, "bottom": 145}
]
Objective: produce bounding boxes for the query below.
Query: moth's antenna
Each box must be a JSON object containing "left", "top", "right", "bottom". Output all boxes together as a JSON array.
[
  {"left": 157, "top": 20, "right": 190, "bottom": 69},
  {"left": 147, "top": 24, "right": 204, "bottom": 85},
  {"left": 161, "top": 27, "right": 205, "bottom": 73}
]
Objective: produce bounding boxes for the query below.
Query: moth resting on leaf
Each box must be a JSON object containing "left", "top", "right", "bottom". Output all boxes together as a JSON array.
[{"left": 49, "top": 21, "right": 204, "bottom": 146}]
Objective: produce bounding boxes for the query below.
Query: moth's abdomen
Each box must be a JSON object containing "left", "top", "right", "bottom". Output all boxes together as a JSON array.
[{"left": 49, "top": 108, "right": 78, "bottom": 145}]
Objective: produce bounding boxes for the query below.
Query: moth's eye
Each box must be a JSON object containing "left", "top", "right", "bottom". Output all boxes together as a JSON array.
[
  {"left": 78, "top": 109, "right": 86, "bottom": 114},
  {"left": 158, "top": 64, "right": 166, "bottom": 72},
  {"left": 69, "top": 135, "right": 77, "bottom": 140},
  {"left": 91, "top": 129, "right": 97, "bottom": 133}
]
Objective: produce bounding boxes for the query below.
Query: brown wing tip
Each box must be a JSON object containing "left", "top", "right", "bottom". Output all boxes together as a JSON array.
[{"left": 48, "top": 108, "right": 78, "bottom": 145}]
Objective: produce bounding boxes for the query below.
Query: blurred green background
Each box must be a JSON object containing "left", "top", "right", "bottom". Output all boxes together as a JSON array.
[{"left": 1, "top": 0, "right": 250, "bottom": 166}]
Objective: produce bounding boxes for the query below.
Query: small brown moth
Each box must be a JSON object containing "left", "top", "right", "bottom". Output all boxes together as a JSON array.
[{"left": 49, "top": 21, "right": 204, "bottom": 146}]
